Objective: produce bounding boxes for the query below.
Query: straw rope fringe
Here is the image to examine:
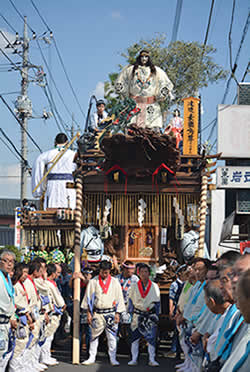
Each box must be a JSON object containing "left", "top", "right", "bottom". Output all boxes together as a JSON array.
[{"left": 82, "top": 193, "right": 200, "bottom": 226}]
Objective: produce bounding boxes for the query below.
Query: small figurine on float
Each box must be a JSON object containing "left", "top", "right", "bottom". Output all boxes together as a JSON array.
[
  {"left": 164, "top": 108, "right": 184, "bottom": 149},
  {"left": 115, "top": 50, "right": 174, "bottom": 132}
]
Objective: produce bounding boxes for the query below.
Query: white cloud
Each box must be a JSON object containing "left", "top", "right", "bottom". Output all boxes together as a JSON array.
[
  {"left": 111, "top": 11, "right": 122, "bottom": 19},
  {"left": 0, "top": 30, "right": 16, "bottom": 52},
  {"left": 93, "top": 81, "right": 105, "bottom": 99}
]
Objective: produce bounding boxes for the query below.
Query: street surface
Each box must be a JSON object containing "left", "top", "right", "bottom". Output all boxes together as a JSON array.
[
  {"left": 48, "top": 336, "right": 180, "bottom": 371},
  {"left": 47, "top": 354, "right": 178, "bottom": 372}
]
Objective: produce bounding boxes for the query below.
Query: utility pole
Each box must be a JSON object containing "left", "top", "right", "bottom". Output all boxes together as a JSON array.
[{"left": 18, "top": 16, "right": 32, "bottom": 201}]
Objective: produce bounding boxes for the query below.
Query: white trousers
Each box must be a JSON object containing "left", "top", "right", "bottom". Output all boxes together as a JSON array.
[
  {"left": 130, "top": 339, "right": 157, "bottom": 363},
  {"left": 89, "top": 330, "right": 117, "bottom": 362}
]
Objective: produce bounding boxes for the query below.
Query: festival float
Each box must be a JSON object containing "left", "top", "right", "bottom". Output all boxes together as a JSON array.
[{"left": 20, "top": 51, "right": 220, "bottom": 363}]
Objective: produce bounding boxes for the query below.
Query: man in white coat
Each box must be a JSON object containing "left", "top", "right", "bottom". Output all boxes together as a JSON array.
[
  {"left": 32, "top": 133, "right": 76, "bottom": 209},
  {"left": 81, "top": 260, "right": 125, "bottom": 366}
]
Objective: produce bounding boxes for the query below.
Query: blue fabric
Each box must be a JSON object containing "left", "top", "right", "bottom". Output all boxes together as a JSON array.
[
  {"left": 54, "top": 305, "right": 63, "bottom": 315},
  {"left": 232, "top": 341, "right": 250, "bottom": 372},
  {"left": 215, "top": 304, "right": 238, "bottom": 350},
  {"left": 128, "top": 298, "right": 134, "bottom": 313},
  {"left": 218, "top": 315, "right": 244, "bottom": 360},
  {"left": 190, "top": 303, "right": 206, "bottom": 323},
  {"left": 87, "top": 292, "right": 96, "bottom": 315},
  {"left": 20, "top": 315, "right": 27, "bottom": 326},
  {"left": 0, "top": 270, "right": 15, "bottom": 303},
  {"left": 47, "top": 173, "right": 73, "bottom": 181},
  {"left": 41, "top": 295, "right": 50, "bottom": 306},
  {"left": 154, "top": 301, "right": 160, "bottom": 317},
  {"left": 191, "top": 281, "right": 206, "bottom": 305},
  {"left": 26, "top": 332, "right": 34, "bottom": 349},
  {"left": 3, "top": 329, "right": 15, "bottom": 360}
]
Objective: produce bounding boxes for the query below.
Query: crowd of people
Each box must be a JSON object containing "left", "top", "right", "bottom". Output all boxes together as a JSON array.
[
  {"left": 171, "top": 251, "right": 250, "bottom": 372},
  {"left": 0, "top": 247, "right": 249, "bottom": 372}
]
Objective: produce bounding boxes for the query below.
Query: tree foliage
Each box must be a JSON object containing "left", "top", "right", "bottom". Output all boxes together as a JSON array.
[{"left": 104, "top": 34, "right": 228, "bottom": 112}]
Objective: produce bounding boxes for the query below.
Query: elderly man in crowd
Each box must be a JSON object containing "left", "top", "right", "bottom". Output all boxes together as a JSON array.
[
  {"left": 0, "top": 249, "right": 16, "bottom": 371},
  {"left": 220, "top": 269, "right": 250, "bottom": 372}
]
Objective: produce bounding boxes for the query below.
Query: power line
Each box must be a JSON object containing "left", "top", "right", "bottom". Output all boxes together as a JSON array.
[
  {"left": 30, "top": 0, "right": 86, "bottom": 119},
  {"left": 44, "top": 76, "right": 69, "bottom": 131},
  {"left": 203, "top": 0, "right": 215, "bottom": 45},
  {"left": 0, "top": 95, "right": 42, "bottom": 153},
  {"left": 171, "top": 0, "right": 183, "bottom": 42},
  {"left": 30, "top": 0, "right": 51, "bottom": 33},
  {"left": 0, "top": 128, "right": 32, "bottom": 173},
  {"left": 52, "top": 38, "right": 86, "bottom": 119},
  {"left": 36, "top": 39, "right": 73, "bottom": 124},
  {"left": 8, "top": 0, "right": 36, "bottom": 35},
  {"left": 0, "top": 136, "right": 20, "bottom": 161},
  {"left": 205, "top": 60, "right": 250, "bottom": 142},
  {"left": 206, "top": 13, "right": 250, "bottom": 142},
  {"left": 42, "top": 83, "right": 64, "bottom": 132},
  {"left": 228, "top": 0, "right": 236, "bottom": 72},
  {"left": 0, "top": 46, "right": 34, "bottom": 79},
  {"left": 0, "top": 12, "right": 17, "bottom": 33}
]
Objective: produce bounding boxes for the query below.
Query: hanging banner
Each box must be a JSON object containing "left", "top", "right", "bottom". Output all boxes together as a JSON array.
[
  {"left": 183, "top": 97, "right": 200, "bottom": 155},
  {"left": 14, "top": 207, "right": 21, "bottom": 248}
]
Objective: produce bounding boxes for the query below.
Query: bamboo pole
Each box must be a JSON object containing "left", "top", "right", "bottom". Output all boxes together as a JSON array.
[
  {"left": 72, "top": 175, "right": 83, "bottom": 364},
  {"left": 197, "top": 174, "right": 208, "bottom": 257}
]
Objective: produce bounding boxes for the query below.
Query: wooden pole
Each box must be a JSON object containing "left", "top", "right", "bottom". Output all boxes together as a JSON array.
[
  {"left": 72, "top": 175, "right": 83, "bottom": 364},
  {"left": 197, "top": 174, "right": 208, "bottom": 257}
]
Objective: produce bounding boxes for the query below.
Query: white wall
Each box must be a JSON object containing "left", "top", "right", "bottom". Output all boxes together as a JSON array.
[{"left": 210, "top": 189, "right": 225, "bottom": 259}]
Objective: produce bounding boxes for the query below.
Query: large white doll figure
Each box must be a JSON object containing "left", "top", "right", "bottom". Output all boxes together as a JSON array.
[{"left": 115, "top": 50, "right": 174, "bottom": 131}]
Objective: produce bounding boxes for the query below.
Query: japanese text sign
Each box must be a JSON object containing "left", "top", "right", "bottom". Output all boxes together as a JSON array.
[
  {"left": 183, "top": 97, "right": 200, "bottom": 155},
  {"left": 217, "top": 166, "right": 250, "bottom": 188}
]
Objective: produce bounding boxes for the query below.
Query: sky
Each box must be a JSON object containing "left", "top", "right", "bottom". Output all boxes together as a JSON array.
[{"left": 0, "top": 0, "right": 249, "bottom": 200}]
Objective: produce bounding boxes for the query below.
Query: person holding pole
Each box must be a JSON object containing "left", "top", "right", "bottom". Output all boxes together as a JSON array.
[{"left": 31, "top": 133, "right": 76, "bottom": 209}]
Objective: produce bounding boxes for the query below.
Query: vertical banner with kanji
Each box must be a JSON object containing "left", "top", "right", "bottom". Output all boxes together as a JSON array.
[
  {"left": 183, "top": 97, "right": 200, "bottom": 155},
  {"left": 14, "top": 207, "right": 21, "bottom": 249}
]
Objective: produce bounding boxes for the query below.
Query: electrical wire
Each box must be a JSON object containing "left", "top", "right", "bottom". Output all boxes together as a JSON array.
[
  {"left": 228, "top": 0, "right": 236, "bottom": 72},
  {"left": 42, "top": 83, "right": 64, "bottom": 132},
  {"left": 8, "top": 0, "right": 36, "bottom": 35},
  {"left": 30, "top": 0, "right": 51, "bottom": 33},
  {"left": 30, "top": 0, "right": 86, "bottom": 119},
  {"left": 52, "top": 38, "right": 86, "bottom": 119},
  {"left": 0, "top": 136, "right": 20, "bottom": 161},
  {"left": 43, "top": 76, "right": 69, "bottom": 131},
  {"left": 203, "top": 0, "right": 215, "bottom": 45},
  {"left": 0, "top": 47, "right": 34, "bottom": 79},
  {"left": 36, "top": 39, "right": 73, "bottom": 124},
  {"left": 0, "top": 95, "right": 42, "bottom": 153},
  {"left": 206, "top": 13, "right": 250, "bottom": 142},
  {"left": 0, "top": 128, "right": 32, "bottom": 173},
  {"left": 0, "top": 12, "right": 17, "bottom": 33},
  {"left": 171, "top": 0, "right": 183, "bottom": 43},
  {"left": 205, "top": 60, "right": 250, "bottom": 145}
]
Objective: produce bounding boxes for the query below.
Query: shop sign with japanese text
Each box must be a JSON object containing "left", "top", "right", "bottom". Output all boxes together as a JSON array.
[
  {"left": 217, "top": 166, "right": 250, "bottom": 188},
  {"left": 183, "top": 97, "right": 200, "bottom": 155}
]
